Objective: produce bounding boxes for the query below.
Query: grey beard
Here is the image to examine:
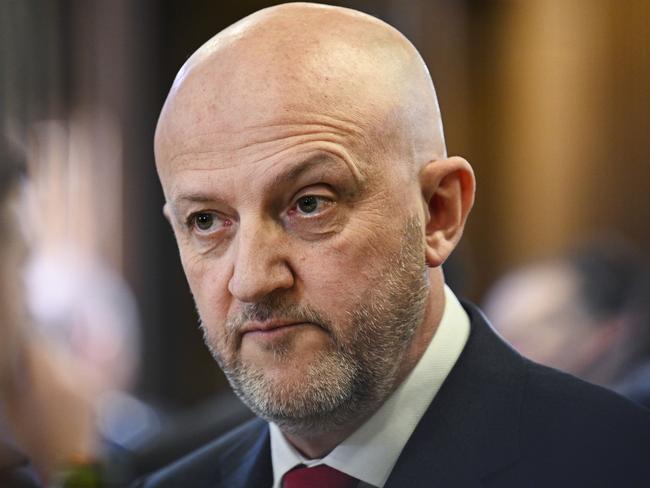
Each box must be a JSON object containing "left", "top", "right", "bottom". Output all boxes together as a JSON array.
[{"left": 199, "top": 216, "right": 429, "bottom": 436}]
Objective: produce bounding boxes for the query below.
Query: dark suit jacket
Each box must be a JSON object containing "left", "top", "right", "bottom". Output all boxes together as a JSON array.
[{"left": 139, "top": 303, "right": 650, "bottom": 487}]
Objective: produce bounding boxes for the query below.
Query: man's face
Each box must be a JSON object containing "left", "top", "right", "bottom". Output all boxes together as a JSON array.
[{"left": 157, "top": 64, "right": 430, "bottom": 433}]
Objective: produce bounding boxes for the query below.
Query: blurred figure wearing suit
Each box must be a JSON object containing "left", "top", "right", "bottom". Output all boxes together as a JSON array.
[{"left": 484, "top": 240, "right": 650, "bottom": 408}]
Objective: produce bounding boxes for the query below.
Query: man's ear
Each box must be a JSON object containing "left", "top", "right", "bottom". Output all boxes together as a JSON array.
[{"left": 420, "top": 156, "right": 475, "bottom": 267}]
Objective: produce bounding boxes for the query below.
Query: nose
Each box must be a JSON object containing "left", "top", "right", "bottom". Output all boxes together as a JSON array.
[{"left": 227, "top": 217, "right": 295, "bottom": 303}]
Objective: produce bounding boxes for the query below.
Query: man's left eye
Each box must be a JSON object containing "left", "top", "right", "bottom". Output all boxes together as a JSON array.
[{"left": 294, "top": 195, "right": 329, "bottom": 215}]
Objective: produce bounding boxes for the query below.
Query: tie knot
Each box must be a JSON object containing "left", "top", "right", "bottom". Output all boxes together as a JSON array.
[{"left": 282, "top": 464, "right": 358, "bottom": 488}]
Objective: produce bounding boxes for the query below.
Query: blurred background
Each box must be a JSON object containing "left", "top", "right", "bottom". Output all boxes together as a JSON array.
[{"left": 1, "top": 0, "right": 648, "bottom": 479}]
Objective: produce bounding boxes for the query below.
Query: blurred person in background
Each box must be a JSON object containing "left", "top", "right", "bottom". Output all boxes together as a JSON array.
[
  {"left": 23, "top": 244, "right": 163, "bottom": 484},
  {"left": 0, "top": 143, "right": 43, "bottom": 487},
  {"left": 483, "top": 240, "right": 650, "bottom": 408},
  {"left": 0, "top": 139, "right": 151, "bottom": 486},
  {"left": 0, "top": 143, "right": 100, "bottom": 486}
]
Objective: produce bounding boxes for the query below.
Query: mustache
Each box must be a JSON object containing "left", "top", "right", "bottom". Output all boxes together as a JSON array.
[{"left": 225, "top": 296, "right": 332, "bottom": 334}]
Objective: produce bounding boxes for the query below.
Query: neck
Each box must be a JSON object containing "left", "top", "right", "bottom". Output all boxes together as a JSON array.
[
  {"left": 282, "top": 414, "right": 368, "bottom": 459},
  {"left": 281, "top": 271, "right": 445, "bottom": 459}
]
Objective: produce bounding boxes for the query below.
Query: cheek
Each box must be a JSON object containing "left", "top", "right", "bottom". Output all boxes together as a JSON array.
[
  {"left": 298, "top": 228, "right": 396, "bottom": 307},
  {"left": 181, "top": 251, "right": 231, "bottom": 322}
]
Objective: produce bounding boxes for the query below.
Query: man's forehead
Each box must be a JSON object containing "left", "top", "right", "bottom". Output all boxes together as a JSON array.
[
  {"left": 155, "top": 62, "right": 406, "bottom": 189},
  {"left": 158, "top": 44, "right": 404, "bottom": 140},
  {"left": 156, "top": 3, "right": 447, "bottom": 187},
  {"left": 165, "top": 150, "right": 366, "bottom": 207},
  {"left": 159, "top": 108, "right": 369, "bottom": 168}
]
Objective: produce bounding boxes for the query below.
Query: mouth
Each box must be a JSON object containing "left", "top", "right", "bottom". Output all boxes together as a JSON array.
[
  {"left": 239, "top": 321, "right": 315, "bottom": 344},
  {"left": 240, "top": 320, "right": 306, "bottom": 334}
]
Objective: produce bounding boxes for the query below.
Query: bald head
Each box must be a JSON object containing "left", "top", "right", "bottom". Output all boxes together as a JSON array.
[
  {"left": 154, "top": 5, "right": 474, "bottom": 449},
  {"left": 155, "top": 3, "right": 446, "bottom": 184}
]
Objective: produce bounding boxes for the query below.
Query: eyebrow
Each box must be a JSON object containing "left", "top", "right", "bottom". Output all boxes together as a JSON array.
[
  {"left": 168, "top": 191, "right": 228, "bottom": 221},
  {"left": 173, "top": 193, "right": 222, "bottom": 204}
]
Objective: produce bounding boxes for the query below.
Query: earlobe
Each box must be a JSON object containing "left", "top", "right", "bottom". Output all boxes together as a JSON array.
[{"left": 420, "top": 157, "right": 475, "bottom": 267}]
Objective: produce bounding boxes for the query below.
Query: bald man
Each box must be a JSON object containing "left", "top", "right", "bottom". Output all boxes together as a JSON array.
[{"left": 141, "top": 4, "right": 650, "bottom": 487}]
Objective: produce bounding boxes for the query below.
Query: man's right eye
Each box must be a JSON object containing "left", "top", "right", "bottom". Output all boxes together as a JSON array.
[{"left": 187, "top": 211, "right": 228, "bottom": 234}]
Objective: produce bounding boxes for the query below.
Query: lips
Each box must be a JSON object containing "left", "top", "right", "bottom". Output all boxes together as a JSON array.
[{"left": 239, "top": 320, "right": 305, "bottom": 335}]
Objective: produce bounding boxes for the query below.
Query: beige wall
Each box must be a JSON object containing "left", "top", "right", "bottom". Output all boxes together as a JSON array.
[{"left": 408, "top": 0, "right": 650, "bottom": 297}]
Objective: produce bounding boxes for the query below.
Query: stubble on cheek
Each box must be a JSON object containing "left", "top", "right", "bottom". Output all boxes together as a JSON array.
[
  {"left": 198, "top": 313, "right": 239, "bottom": 372},
  {"left": 196, "top": 302, "right": 365, "bottom": 435}
]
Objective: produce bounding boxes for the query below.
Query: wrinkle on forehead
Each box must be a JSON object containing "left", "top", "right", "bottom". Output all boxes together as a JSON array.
[
  {"left": 166, "top": 114, "right": 365, "bottom": 164},
  {"left": 155, "top": 3, "right": 446, "bottom": 182},
  {"left": 163, "top": 126, "right": 368, "bottom": 204}
]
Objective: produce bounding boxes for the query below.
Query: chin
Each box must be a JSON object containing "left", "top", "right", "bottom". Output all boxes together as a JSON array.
[{"left": 224, "top": 347, "right": 395, "bottom": 437}]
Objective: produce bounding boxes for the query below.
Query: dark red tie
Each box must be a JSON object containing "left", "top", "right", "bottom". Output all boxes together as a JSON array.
[{"left": 282, "top": 464, "right": 358, "bottom": 488}]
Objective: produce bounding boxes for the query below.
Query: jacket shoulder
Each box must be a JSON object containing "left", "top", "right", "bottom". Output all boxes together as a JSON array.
[
  {"left": 509, "top": 360, "right": 650, "bottom": 484},
  {"left": 136, "top": 417, "right": 268, "bottom": 488},
  {"left": 521, "top": 359, "right": 650, "bottom": 445},
  {"left": 456, "top": 302, "right": 650, "bottom": 485}
]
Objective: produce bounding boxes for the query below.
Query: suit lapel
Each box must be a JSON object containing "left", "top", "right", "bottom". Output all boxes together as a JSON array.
[
  {"left": 218, "top": 420, "right": 272, "bottom": 488},
  {"left": 386, "top": 303, "right": 525, "bottom": 487},
  {"left": 384, "top": 425, "right": 483, "bottom": 488}
]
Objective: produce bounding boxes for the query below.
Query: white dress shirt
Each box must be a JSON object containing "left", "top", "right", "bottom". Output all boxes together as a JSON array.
[{"left": 270, "top": 285, "right": 470, "bottom": 488}]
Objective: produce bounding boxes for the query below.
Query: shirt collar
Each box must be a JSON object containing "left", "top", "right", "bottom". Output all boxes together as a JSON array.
[{"left": 270, "top": 285, "right": 470, "bottom": 487}]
